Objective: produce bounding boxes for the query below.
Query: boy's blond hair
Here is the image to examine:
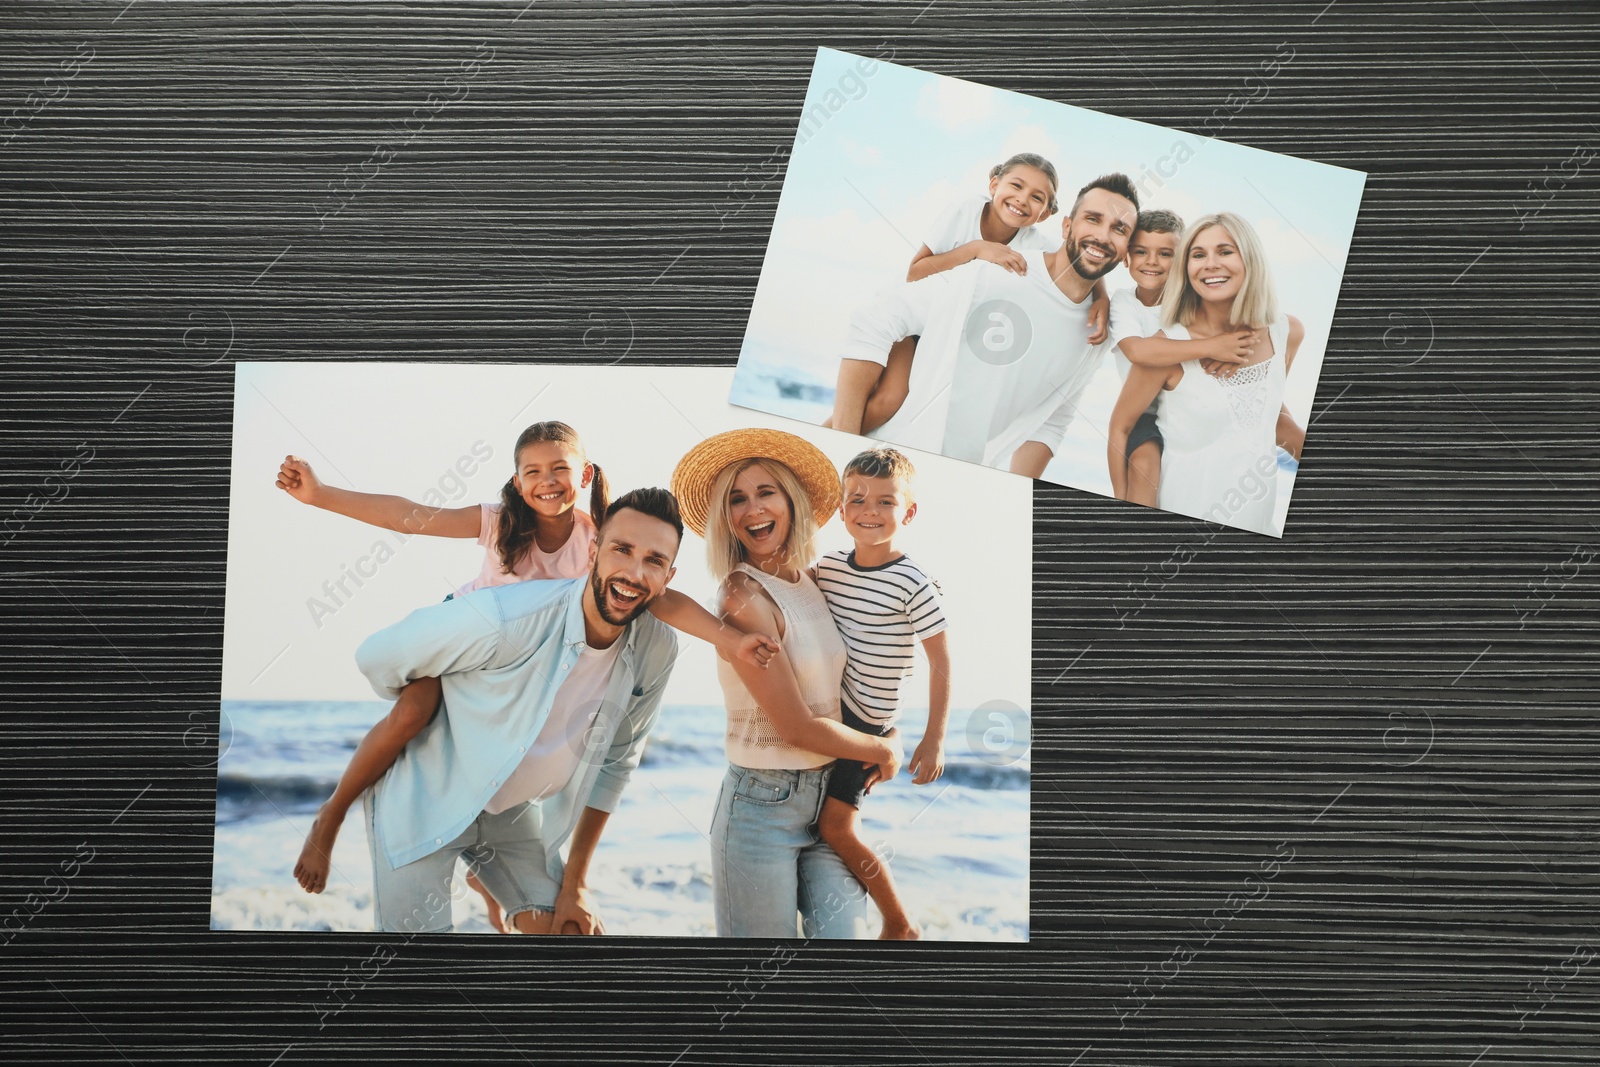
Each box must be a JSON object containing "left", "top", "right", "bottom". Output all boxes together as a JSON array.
[
  {"left": 1160, "top": 211, "right": 1280, "bottom": 330},
  {"left": 842, "top": 447, "right": 917, "bottom": 502},
  {"left": 704, "top": 458, "right": 821, "bottom": 581}
]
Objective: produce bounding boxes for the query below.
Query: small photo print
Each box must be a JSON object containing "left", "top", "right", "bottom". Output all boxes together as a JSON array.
[
  {"left": 211, "top": 363, "right": 1030, "bottom": 941},
  {"left": 730, "top": 47, "right": 1368, "bottom": 537}
]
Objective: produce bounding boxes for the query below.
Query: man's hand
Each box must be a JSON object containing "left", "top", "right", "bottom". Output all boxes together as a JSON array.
[
  {"left": 863, "top": 728, "right": 903, "bottom": 794},
  {"left": 275, "top": 455, "right": 323, "bottom": 505},
  {"left": 972, "top": 241, "right": 1028, "bottom": 275},
  {"left": 551, "top": 884, "right": 604, "bottom": 935},
  {"left": 909, "top": 737, "right": 945, "bottom": 785},
  {"left": 732, "top": 632, "right": 780, "bottom": 670}
]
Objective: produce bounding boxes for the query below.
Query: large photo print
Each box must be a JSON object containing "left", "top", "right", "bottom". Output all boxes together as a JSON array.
[
  {"left": 212, "top": 363, "right": 1031, "bottom": 941},
  {"left": 730, "top": 48, "right": 1367, "bottom": 537}
]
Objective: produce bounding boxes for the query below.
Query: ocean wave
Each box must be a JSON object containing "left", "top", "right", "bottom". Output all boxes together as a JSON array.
[
  {"left": 934, "top": 759, "right": 1030, "bottom": 791},
  {"left": 213, "top": 750, "right": 1027, "bottom": 826},
  {"left": 639, "top": 736, "right": 720, "bottom": 767},
  {"left": 218, "top": 772, "right": 336, "bottom": 810}
]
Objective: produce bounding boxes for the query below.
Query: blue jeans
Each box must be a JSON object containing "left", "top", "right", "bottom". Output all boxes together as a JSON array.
[{"left": 710, "top": 763, "right": 868, "bottom": 939}]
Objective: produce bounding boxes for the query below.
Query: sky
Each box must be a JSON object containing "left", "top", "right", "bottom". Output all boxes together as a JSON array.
[
  {"left": 734, "top": 47, "right": 1367, "bottom": 532},
  {"left": 221, "top": 363, "right": 1032, "bottom": 709}
]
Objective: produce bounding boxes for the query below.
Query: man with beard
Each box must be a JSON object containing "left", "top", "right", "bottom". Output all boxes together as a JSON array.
[
  {"left": 352, "top": 487, "right": 685, "bottom": 934},
  {"left": 832, "top": 173, "right": 1139, "bottom": 477}
]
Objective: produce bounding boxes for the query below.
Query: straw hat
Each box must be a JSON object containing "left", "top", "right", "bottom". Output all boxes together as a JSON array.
[{"left": 669, "top": 428, "right": 841, "bottom": 538}]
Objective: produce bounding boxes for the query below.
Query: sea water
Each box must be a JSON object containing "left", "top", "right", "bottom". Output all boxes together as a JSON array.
[{"left": 209, "top": 700, "right": 1029, "bottom": 941}]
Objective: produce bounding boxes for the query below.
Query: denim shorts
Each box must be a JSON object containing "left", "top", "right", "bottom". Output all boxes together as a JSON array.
[
  {"left": 710, "top": 763, "right": 869, "bottom": 939},
  {"left": 365, "top": 793, "right": 562, "bottom": 933}
]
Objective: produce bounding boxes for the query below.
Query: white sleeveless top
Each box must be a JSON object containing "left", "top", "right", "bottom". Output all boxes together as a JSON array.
[
  {"left": 717, "top": 564, "right": 847, "bottom": 770},
  {"left": 1154, "top": 319, "right": 1290, "bottom": 535}
]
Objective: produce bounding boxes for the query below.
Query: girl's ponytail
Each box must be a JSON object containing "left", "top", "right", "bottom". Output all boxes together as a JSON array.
[
  {"left": 588, "top": 462, "right": 611, "bottom": 528},
  {"left": 495, "top": 476, "right": 531, "bottom": 574}
]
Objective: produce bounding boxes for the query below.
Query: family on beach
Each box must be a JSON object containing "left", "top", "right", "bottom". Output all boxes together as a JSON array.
[
  {"left": 278, "top": 423, "right": 950, "bottom": 938},
  {"left": 828, "top": 152, "right": 1306, "bottom": 535}
]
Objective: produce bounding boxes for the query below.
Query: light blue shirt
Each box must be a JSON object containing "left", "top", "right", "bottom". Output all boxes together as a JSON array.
[{"left": 355, "top": 578, "right": 677, "bottom": 873}]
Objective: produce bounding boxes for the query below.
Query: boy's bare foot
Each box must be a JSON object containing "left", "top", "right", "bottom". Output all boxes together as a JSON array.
[
  {"left": 879, "top": 918, "right": 922, "bottom": 940},
  {"left": 294, "top": 804, "right": 342, "bottom": 894},
  {"left": 466, "top": 868, "right": 506, "bottom": 933}
]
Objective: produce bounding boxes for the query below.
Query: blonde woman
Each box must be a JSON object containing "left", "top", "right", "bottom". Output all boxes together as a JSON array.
[
  {"left": 1108, "top": 212, "right": 1307, "bottom": 534},
  {"left": 671, "top": 429, "right": 900, "bottom": 938}
]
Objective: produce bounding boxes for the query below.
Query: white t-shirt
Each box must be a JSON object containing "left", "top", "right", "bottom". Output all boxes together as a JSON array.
[
  {"left": 1109, "top": 286, "right": 1166, "bottom": 381},
  {"left": 1108, "top": 286, "right": 1167, "bottom": 418},
  {"left": 923, "top": 195, "right": 1063, "bottom": 257},
  {"left": 842, "top": 254, "right": 1107, "bottom": 468},
  {"left": 482, "top": 637, "right": 622, "bottom": 814}
]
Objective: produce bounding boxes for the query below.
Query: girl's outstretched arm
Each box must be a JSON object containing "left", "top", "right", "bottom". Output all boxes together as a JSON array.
[
  {"left": 277, "top": 455, "right": 480, "bottom": 537},
  {"left": 1108, "top": 366, "right": 1173, "bottom": 501},
  {"left": 294, "top": 675, "right": 443, "bottom": 894},
  {"left": 647, "top": 588, "right": 779, "bottom": 670}
]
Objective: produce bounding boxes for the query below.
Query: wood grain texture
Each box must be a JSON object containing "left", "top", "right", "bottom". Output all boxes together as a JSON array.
[{"left": 2, "top": 1, "right": 1597, "bottom": 1064}]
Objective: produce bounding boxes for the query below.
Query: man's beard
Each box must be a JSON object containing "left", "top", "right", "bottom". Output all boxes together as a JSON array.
[
  {"left": 590, "top": 567, "right": 652, "bottom": 626},
  {"left": 1066, "top": 234, "right": 1121, "bottom": 280}
]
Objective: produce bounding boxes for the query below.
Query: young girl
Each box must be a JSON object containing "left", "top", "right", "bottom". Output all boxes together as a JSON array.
[
  {"left": 280, "top": 421, "right": 778, "bottom": 930},
  {"left": 831, "top": 153, "right": 1109, "bottom": 434},
  {"left": 1106, "top": 213, "right": 1307, "bottom": 536}
]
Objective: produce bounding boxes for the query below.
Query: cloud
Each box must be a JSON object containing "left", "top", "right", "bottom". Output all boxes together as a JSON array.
[
  {"left": 1250, "top": 214, "right": 1349, "bottom": 275},
  {"left": 914, "top": 74, "right": 999, "bottom": 131},
  {"left": 838, "top": 138, "right": 885, "bottom": 170}
]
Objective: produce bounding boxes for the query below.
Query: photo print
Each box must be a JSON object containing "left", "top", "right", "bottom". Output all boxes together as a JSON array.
[
  {"left": 730, "top": 48, "right": 1367, "bottom": 536},
  {"left": 212, "top": 363, "right": 1031, "bottom": 941}
]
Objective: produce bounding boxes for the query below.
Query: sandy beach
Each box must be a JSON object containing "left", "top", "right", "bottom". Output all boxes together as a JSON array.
[{"left": 211, "top": 699, "right": 1029, "bottom": 940}]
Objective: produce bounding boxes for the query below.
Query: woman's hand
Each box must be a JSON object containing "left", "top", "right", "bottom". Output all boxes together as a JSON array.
[
  {"left": 972, "top": 240, "right": 1028, "bottom": 275},
  {"left": 550, "top": 884, "right": 604, "bottom": 935},
  {"left": 276, "top": 455, "right": 323, "bottom": 505},
  {"left": 863, "top": 729, "right": 902, "bottom": 794}
]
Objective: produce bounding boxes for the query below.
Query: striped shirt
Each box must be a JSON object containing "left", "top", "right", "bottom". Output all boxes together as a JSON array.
[{"left": 814, "top": 549, "right": 948, "bottom": 726}]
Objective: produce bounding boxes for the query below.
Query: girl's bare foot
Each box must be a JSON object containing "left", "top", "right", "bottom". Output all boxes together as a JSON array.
[
  {"left": 294, "top": 804, "right": 342, "bottom": 894},
  {"left": 879, "top": 918, "right": 922, "bottom": 940},
  {"left": 466, "top": 868, "right": 506, "bottom": 933}
]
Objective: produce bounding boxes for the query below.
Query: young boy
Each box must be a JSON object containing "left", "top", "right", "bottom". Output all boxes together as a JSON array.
[
  {"left": 1107, "top": 209, "right": 1184, "bottom": 506},
  {"left": 811, "top": 447, "right": 950, "bottom": 939},
  {"left": 1111, "top": 209, "right": 1264, "bottom": 504}
]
